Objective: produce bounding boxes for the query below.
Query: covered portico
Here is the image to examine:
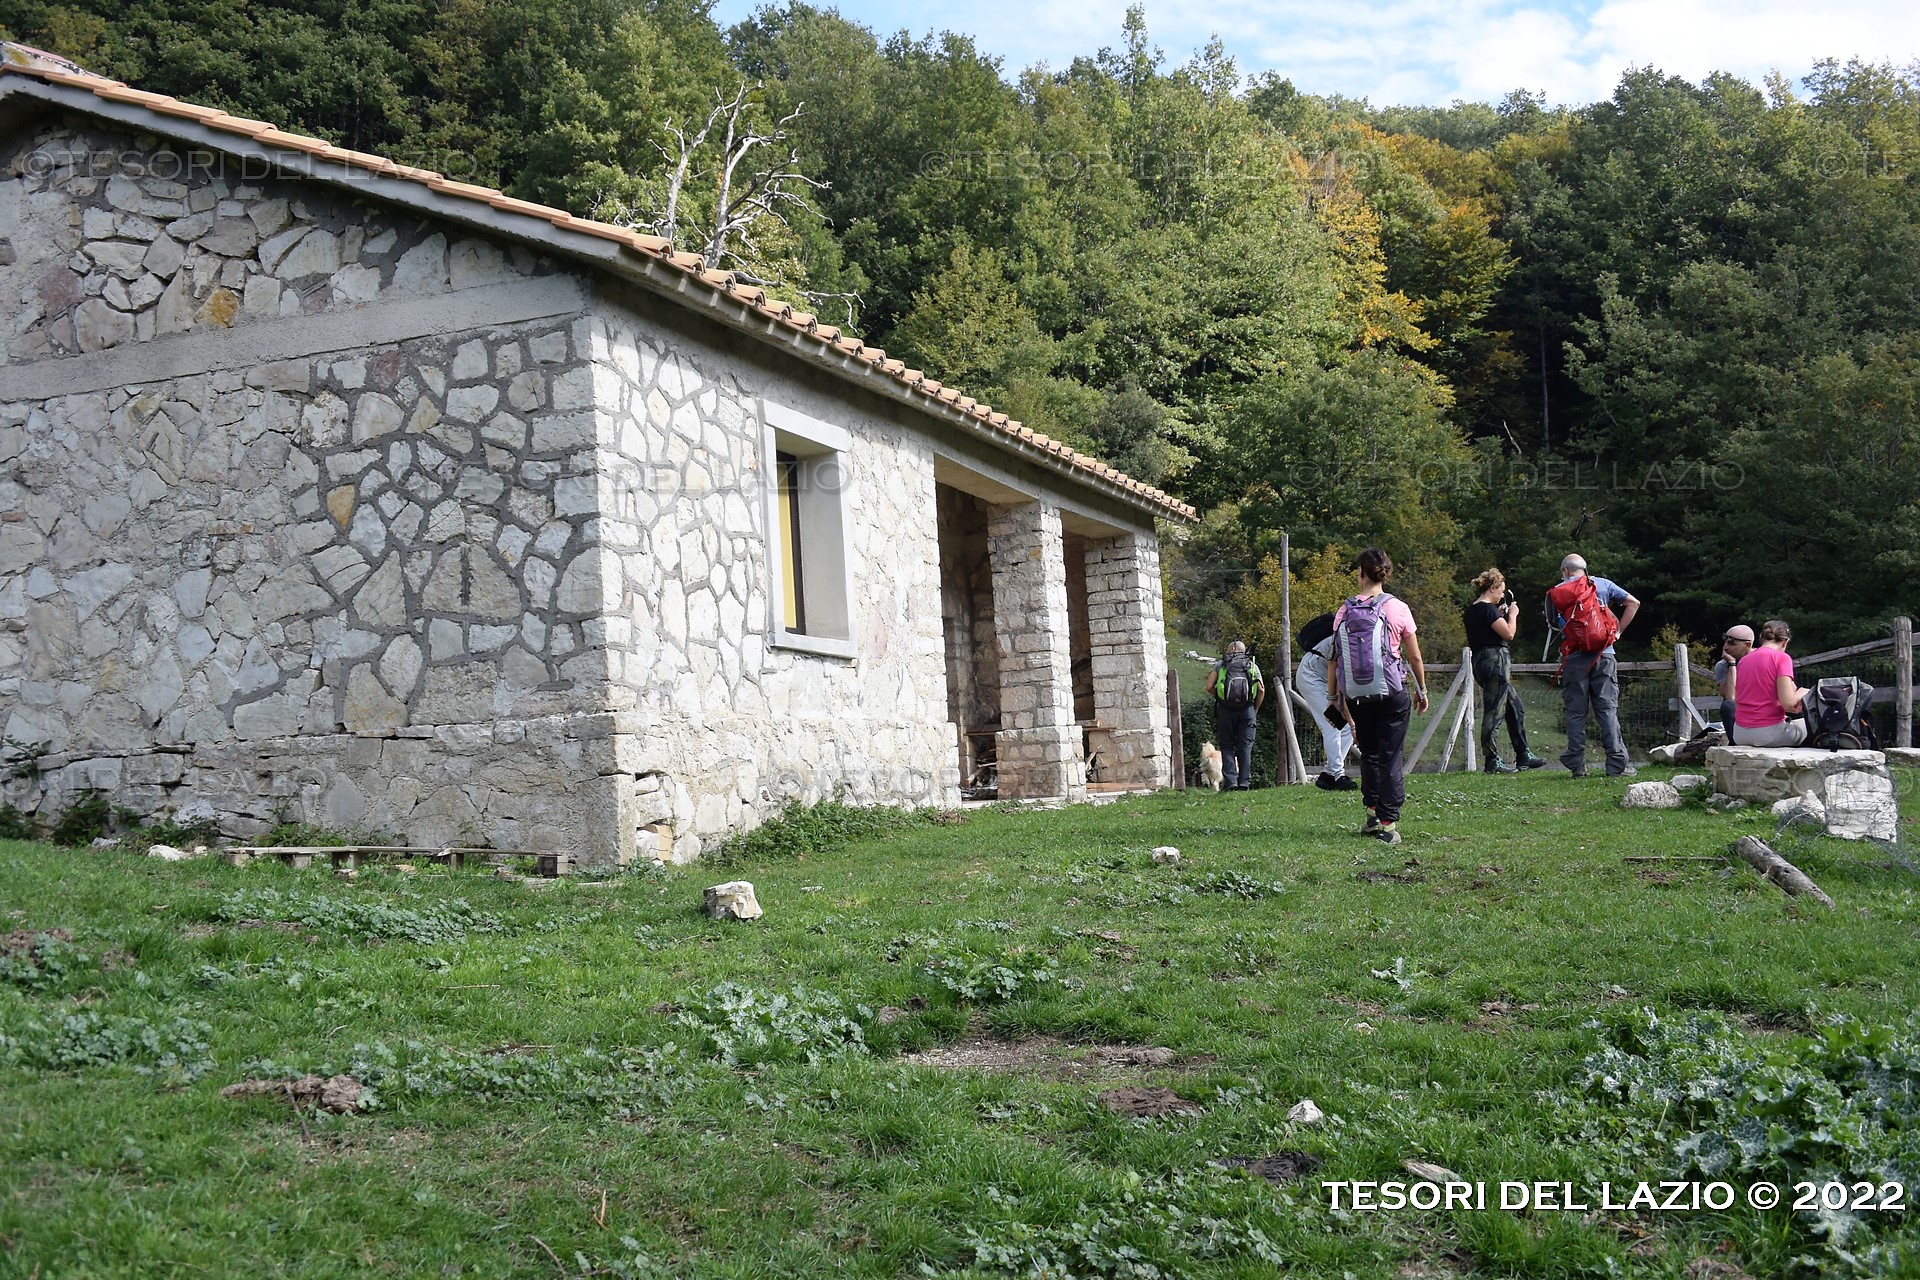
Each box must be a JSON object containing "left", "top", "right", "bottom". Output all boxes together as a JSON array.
[{"left": 932, "top": 455, "right": 1172, "bottom": 802}]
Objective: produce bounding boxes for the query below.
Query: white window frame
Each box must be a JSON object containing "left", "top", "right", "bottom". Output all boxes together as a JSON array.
[{"left": 760, "top": 399, "right": 857, "bottom": 660}]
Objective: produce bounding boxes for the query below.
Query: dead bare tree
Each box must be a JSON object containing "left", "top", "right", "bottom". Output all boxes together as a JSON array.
[
  {"left": 635, "top": 82, "right": 861, "bottom": 329},
  {"left": 654, "top": 84, "right": 817, "bottom": 268}
]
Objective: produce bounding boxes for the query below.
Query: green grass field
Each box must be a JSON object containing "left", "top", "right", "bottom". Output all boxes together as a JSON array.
[{"left": 3, "top": 770, "right": 1918, "bottom": 1278}]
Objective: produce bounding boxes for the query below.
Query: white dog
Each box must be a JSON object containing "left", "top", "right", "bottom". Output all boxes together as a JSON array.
[{"left": 1198, "top": 742, "right": 1224, "bottom": 791}]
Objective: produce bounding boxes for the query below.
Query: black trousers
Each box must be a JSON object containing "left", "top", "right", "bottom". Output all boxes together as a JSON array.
[{"left": 1348, "top": 690, "right": 1412, "bottom": 823}]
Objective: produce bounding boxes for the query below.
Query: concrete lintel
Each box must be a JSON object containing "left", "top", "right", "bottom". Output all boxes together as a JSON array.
[
  {"left": 933, "top": 453, "right": 1132, "bottom": 537},
  {"left": 0, "top": 276, "right": 586, "bottom": 402}
]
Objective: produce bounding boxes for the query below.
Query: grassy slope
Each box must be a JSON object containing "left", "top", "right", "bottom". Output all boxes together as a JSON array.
[{"left": 2, "top": 770, "right": 1918, "bottom": 1278}]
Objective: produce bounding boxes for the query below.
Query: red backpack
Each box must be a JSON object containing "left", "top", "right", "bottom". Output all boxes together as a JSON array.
[{"left": 1547, "top": 575, "right": 1619, "bottom": 655}]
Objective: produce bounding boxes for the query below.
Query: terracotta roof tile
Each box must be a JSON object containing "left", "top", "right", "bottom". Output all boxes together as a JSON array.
[
  {"left": 0, "top": 43, "right": 1196, "bottom": 521},
  {"left": 427, "top": 176, "right": 504, "bottom": 200},
  {"left": 206, "top": 115, "right": 280, "bottom": 138}
]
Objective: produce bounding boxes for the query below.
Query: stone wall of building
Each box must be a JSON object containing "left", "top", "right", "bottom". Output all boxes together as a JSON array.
[
  {"left": 987, "top": 501, "right": 1086, "bottom": 801},
  {"left": 0, "top": 118, "right": 628, "bottom": 855},
  {"left": 1084, "top": 532, "right": 1172, "bottom": 788},
  {"left": 573, "top": 287, "right": 962, "bottom": 859},
  {"left": 0, "top": 113, "right": 1164, "bottom": 863}
]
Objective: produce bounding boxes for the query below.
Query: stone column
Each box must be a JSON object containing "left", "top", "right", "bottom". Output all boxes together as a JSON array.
[
  {"left": 1084, "top": 530, "right": 1172, "bottom": 788},
  {"left": 987, "top": 501, "right": 1085, "bottom": 800}
]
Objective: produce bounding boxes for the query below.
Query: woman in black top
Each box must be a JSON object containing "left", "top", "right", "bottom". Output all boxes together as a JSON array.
[{"left": 1463, "top": 569, "right": 1546, "bottom": 773}]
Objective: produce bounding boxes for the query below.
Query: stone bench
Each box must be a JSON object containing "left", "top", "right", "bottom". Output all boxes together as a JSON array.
[{"left": 1705, "top": 746, "right": 1898, "bottom": 841}]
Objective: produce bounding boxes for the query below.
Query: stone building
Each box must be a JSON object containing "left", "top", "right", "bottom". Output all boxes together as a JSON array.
[{"left": 0, "top": 45, "right": 1192, "bottom": 864}]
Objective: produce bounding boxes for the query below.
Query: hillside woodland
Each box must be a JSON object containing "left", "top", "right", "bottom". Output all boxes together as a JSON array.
[{"left": 6, "top": 0, "right": 1918, "bottom": 651}]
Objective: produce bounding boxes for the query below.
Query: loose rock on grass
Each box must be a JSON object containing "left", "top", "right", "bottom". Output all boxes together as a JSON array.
[
  {"left": 1772, "top": 794, "right": 1826, "bottom": 829},
  {"left": 1150, "top": 846, "right": 1181, "bottom": 865},
  {"left": 704, "top": 881, "right": 763, "bottom": 920},
  {"left": 1622, "top": 781, "right": 1684, "bottom": 809},
  {"left": 1287, "top": 1098, "right": 1324, "bottom": 1124}
]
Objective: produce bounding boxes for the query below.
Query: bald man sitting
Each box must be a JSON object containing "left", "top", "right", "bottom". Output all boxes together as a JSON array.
[{"left": 1715, "top": 624, "right": 1754, "bottom": 737}]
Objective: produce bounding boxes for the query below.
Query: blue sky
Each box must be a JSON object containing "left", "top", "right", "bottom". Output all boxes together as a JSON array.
[{"left": 708, "top": 0, "right": 1920, "bottom": 107}]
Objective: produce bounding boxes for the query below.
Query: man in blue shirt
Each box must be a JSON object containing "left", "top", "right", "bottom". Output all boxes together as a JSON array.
[{"left": 1552, "top": 553, "right": 1639, "bottom": 777}]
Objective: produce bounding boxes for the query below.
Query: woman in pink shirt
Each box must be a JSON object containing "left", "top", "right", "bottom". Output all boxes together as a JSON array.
[
  {"left": 1331, "top": 548, "right": 1430, "bottom": 844},
  {"left": 1732, "top": 619, "right": 1810, "bottom": 747}
]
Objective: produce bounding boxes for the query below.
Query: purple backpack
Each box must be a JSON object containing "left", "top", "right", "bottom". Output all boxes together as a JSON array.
[{"left": 1338, "top": 593, "right": 1405, "bottom": 699}]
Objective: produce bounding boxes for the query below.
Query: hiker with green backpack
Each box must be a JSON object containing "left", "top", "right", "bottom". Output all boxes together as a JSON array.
[
  {"left": 1545, "top": 553, "right": 1640, "bottom": 777},
  {"left": 1207, "top": 640, "right": 1265, "bottom": 791},
  {"left": 1329, "top": 548, "right": 1429, "bottom": 845}
]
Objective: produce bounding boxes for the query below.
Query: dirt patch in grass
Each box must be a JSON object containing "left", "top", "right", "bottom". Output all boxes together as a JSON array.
[
  {"left": 1098, "top": 1086, "right": 1201, "bottom": 1117},
  {"left": 1214, "top": 1151, "right": 1320, "bottom": 1182},
  {"left": 896, "top": 1037, "right": 1204, "bottom": 1078},
  {"left": 1468, "top": 1000, "right": 1541, "bottom": 1033},
  {"left": 2, "top": 927, "right": 70, "bottom": 954}
]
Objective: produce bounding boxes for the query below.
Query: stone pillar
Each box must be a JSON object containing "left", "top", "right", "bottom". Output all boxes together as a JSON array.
[
  {"left": 987, "top": 501, "right": 1085, "bottom": 800},
  {"left": 1084, "top": 530, "right": 1173, "bottom": 788}
]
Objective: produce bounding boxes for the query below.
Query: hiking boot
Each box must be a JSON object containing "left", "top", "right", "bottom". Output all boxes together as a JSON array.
[
  {"left": 1360, "top": 813, "right": 1382, "bottom": 836},
  {"left": 1331, "top": 775, "right": 1357, "bottom": 791},
  {"left": 1484, "top": 760, "right": 1518, "bottom": 775},
  {"left": 1610, "top": 765, "right": 1638, "bottom": 779},
  {"left": 1518, "top": 755, "right": 1549, "bottom": 770},
  {"left": 1371, "top": 822, "right": 1402, "bottom": 845},
  {"left": 1314, "top": 771, "right": 1340, "bottom": 791}
]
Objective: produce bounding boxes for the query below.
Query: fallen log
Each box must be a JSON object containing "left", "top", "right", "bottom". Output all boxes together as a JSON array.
[{"left": 1730, "top": 836, "right": 1835, "bottom": 909}]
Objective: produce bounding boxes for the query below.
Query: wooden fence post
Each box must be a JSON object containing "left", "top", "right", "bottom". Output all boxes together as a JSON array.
[
  {"left": 1675, "top": 642, "right": 1692, "bottom": 745},
  {"left": 1276, "top": 671, "right": 1306, "bottom": 785},
  {"left": 1461, "top": 647, "right": 1478, "bottom": 772},
  {"left": 1407, "top": 663, "right": 1471, "bottom": 773},
  {"left": 1897, "top": 617, "right": 1913, "bottom": 749},
  {"left": 1274, "top": 645, "right": 1292, "bottom": 785},
  {"left": 1274, "top": 532, "right": 1299, "bottom": 786},
  {"left": 1168, "top": 669, "right": 1185, "bottom": 789}
]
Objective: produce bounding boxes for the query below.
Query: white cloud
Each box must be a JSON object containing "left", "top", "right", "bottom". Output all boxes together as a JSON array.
[{"left": 709, "top": 0, "right": 1920, "bottom": 106}]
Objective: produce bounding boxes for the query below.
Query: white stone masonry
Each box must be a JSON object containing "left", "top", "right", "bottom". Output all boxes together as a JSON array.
[
  {"left": 988, "top": 501, "right": 1086, "bottom": 800},
  {"left": 1084, "top": 531, "right": 1172, "bottom": 788}
]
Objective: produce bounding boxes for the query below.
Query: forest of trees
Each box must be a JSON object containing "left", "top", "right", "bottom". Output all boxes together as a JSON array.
[{"left": 6, "top": 0, "right": 1917, "bottom": 654}]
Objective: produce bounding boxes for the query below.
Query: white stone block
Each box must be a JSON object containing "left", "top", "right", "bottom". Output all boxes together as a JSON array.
[{"left": 1825, "top": 770, "right": 1898, "bottom": 842}]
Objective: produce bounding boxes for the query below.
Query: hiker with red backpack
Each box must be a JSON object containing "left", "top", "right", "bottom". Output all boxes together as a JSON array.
[
  {"left": 1330, "top": 548, "right": 1429, "bottom": 844},
  {"left": 1545, "top": 553, "right": 1640, "bottom": 777}
]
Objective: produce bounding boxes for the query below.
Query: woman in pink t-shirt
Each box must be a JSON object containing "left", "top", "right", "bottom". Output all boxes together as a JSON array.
[
  {"left": 1330, "top": 548, "right": 1429, "bottom": 844},
  {"left": 1732, "top": 619, "right": 1810, "bottom": 747}
]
